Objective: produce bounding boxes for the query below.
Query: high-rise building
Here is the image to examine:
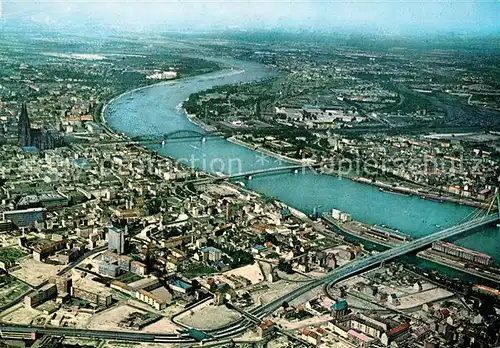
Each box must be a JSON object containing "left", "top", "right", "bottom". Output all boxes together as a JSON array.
[{"left": 106, "top": 226, "right": 126, "bottom": 254}]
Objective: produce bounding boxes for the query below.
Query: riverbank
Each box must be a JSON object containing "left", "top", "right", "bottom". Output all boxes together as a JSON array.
[
  {"left": 417, "top": 249, "right": 500, "bottom": 283},
  {"left": 100, "top": 62, "right": 240, "bottom": 128},
  {"left": 184, "top": 112, "right": 218, "bottom": 133},
  {"left": 226, "top": 136, "right": 305, "bottom": 165},
  {"left": 322, "top": 214, "right": 406, "bottom": 249},
  {"left": 351, "top": 176, "right": 491, "bottom": 210}
]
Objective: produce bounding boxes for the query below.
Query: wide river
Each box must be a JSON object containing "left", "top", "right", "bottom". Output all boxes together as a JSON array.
[{"left": 105, "top": 58, "right": 499, "bottom": 267}]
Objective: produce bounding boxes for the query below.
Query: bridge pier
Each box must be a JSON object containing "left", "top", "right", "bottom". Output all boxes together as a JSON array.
[{"left": 497, "top": 189, "right": 500, "bottom": 217}]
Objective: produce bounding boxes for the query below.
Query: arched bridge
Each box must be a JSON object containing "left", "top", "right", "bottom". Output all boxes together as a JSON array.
[
  {"left": 131, "top": 130, "right": 223, "bottom": 143},
  {"left": 93, "top": 130, "right": 224, "bottom": 146}
]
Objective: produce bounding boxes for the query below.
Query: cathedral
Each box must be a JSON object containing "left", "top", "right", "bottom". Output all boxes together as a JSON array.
[{"left": 18, "top": 103, "right": 64, "bottom": 150}]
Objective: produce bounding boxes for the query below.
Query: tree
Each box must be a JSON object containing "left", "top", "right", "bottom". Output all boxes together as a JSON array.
[
  {"left": 231, "top": 251, "right": 254, "bottom": 268},
  {"left": 264, "top": 233, "right": 278, "bottom": 245},
  {"left": 278, "top": 260, "right": 293, "bottom": 274}
]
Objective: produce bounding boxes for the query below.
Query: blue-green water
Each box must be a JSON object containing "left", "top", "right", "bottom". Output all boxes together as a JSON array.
[{"left": 106, "top": 58, "right": 499, "bottom": 264}]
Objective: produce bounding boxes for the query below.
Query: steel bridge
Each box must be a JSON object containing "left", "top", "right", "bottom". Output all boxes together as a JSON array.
[
  {"left": 86, "top": 130, "right": 223, "bottom": 146},
  {"left": 186, "top": 163, "right": 322, "bottom": 184},
  {"left": 131, "top": 130, "right": 222, "bottom": 143}
]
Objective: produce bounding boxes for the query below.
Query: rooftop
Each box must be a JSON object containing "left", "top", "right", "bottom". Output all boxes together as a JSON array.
[
  {"left": 18, "top": 193, "right": 66, "bottom": 206},
  {"left": 201, "top": 246, "right": 221, "bottom": 254},
  {"left": 260, "top": 320, "right": 274, "bottom": 329},
  {"left": 171, "top": 279, "right": 192, "bottom": 290},
  {"left": 348, "top": 329, "right": 374, "bottom": 343}
]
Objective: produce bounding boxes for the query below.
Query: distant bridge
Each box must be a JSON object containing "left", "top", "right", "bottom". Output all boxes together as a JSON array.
[
  {"left": 87, "top": 130, "right": 223, "bottom": 147},
  {"left": 131, "top": 130, "right": 222, "bottom": 143}
]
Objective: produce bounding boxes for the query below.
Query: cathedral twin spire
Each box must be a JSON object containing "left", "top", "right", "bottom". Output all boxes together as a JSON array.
[
  {"left": 18, "top": 103, "right": 32, "bottom": 147},
  {"left": 18, "top": 103, "right": 63, "bottom": 150}
]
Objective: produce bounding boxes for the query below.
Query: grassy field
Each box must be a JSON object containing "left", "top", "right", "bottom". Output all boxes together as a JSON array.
[
  {"left": 115, "top": 273, "right": 143, "bottom": 284},
  {"left": 182, "top": 265, "right": 218, "bottom": 279},
  {"left": 0, "top": 274, "right": 30, "bottom": 307},
  {"left": 0, "top": 247, "right": 28, "bottom": 263}
]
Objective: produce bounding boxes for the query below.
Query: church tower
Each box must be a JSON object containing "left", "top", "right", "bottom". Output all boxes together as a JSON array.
[{"left": 18, "top": 103, "right": 32, "bottom": 147}]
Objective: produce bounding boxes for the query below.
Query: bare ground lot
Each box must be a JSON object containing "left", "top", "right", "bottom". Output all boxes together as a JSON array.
[
  {"left": 252, "top": 281, "right": 303, "bottom": 305},
  {"left": 176, "top": 300, "right": 241, "bottom": 330},
  {"left": 389, "top": 287, "right": 454, "bottom": 310},
  {"left": 10, "top": 257, "right": 63, "bottom": 286},
  {"left": 142, "top": 318, "right": 181, "bottom": 333},
  {"left": 223, "top": 262, "right": 265, "bottom": 284},
  {"left": 87, "top": 304, "right": 147, "bottom": 332},
  {"left": 0, "top": 302, "right": 41, "bottom": 325}
]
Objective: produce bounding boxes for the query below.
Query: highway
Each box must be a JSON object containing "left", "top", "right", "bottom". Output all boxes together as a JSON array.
[{"left": 0, "top": 214, "right": 496, "bottom": 344}]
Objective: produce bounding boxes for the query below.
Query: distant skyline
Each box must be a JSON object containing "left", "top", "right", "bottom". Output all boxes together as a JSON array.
[{"left": 2, "top": 0, "right": 499, "bottom": 36}]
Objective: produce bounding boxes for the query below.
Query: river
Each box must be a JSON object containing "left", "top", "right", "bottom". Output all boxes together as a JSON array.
[{"left": 105, "top": 58, "right": 500, "bottom": 267}]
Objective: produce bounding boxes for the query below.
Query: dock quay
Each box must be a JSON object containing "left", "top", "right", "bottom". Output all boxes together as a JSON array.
[
  {"left": 417, "top": 245, "right": 500, "bottom": 283},
  {"left": 322, "top": 212, "right": 408, "bottom": 248},
  {"left": 351, "top": 176, "right": 491, "bottom": 209}
]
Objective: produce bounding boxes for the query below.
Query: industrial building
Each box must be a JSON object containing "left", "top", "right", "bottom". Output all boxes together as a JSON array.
[
  {"left": 200, "top": 246, "right": 222, "bottom": 262},
  {"left": 370, "top": 225, "right": 410, "bottom": 242},
  {"left": 432, "top": 241, "right": 493, "bottom": 266},
  {"left": 331, "top": 208, "right": 352, "bottom": 222},
  {"left": 3, "top": 208, "right": 46, "bottom": 228},
  {"left": 136, "top": 286, "right": 172, "bottom": 310},
  {"left": 24, "top": 283, "right": 57, "bottom": 308},
  {"left": 99, "top": 260, "right": 120, "bottom": 277},
  {"left": 71, "top": 285, "right": 112, "bottom": 307}
]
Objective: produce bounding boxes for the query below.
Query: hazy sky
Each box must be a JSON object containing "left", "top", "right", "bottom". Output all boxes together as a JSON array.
[{"left": 2, "top": 0, "right": 499, "bottom": 35}]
